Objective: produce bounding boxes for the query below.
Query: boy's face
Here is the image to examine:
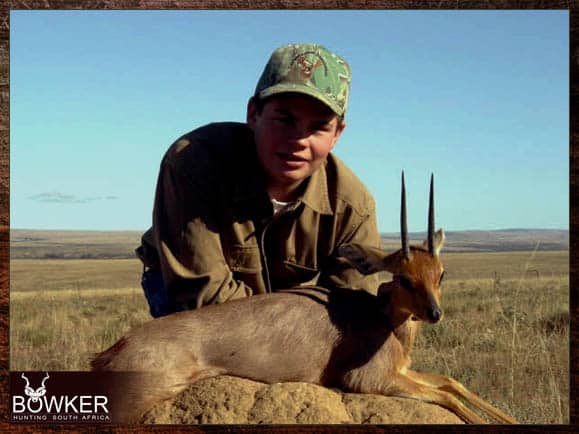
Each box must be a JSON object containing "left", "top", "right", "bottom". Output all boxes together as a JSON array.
[{"left": 247, "top": 93, "right": 345, "bottom": 201}]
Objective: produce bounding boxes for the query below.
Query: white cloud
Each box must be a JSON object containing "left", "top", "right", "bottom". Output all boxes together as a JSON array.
[{"left": 28, "top": 192, "right": 119, "bottom": 204}]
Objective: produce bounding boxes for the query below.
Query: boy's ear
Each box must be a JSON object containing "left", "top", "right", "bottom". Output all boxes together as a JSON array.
[
  {"left": 329, "top": 119, "right": 346, "bottom": 151},
  {"left": 246, "top": 97, "right": 258, "bottom": 128},
  {"left": 336, "top": 119, "right": 346, "bottom": 136}
]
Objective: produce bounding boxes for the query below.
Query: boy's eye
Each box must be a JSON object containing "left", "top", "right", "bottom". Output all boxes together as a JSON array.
[
  {"left": 275, "top": 116, "right": 293, "bottom": 125},
  {"left": 313, "top": 123, "right": 331, "bottom": 131},
  {"left": 311, "top": 121, "right": 334, "bottom": 133}
]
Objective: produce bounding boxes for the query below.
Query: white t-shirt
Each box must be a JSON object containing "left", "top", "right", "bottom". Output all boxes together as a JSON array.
[{"left": 271, "top": 197, "right": 299, "bottom": 215}]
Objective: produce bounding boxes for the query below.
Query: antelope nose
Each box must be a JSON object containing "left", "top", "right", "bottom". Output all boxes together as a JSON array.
[{"left": 427, "top": 308, "right": 443, "bottom": 323}]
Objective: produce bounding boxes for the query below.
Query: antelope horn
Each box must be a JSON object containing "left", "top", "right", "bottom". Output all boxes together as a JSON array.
[
  {"left": 41, "top": 372, "right": 49, "bottom": 388},
  {"left": 21, "top": 373, "right": 30, "bottom": 389},
  {"left": 401, "top": 171, "right": 410, "bottom": 260},
  {"left": 428, "top": 173, "right": 435, "bottom": 255}
]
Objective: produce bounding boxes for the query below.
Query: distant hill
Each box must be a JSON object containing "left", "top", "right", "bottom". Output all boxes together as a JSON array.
[
  {"left": 380, "top": 229, "right": 569, "bottom": 253},
  {"left": 9, "top": 228, "right": 569, "bottom": 260},
  {"left": 10, "top": 229, "right": 144, "bottom": 260}
]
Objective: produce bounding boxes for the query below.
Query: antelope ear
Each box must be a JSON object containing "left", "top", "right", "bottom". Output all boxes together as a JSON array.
[
  {"left": 338, "top": 243, "right": 398, "bottom": 275},
  {"left": 421, "top": 229, "right": 445, "bottom": 256},
  {"left": 433, "top": 229, "right": 445, "bottom": 256}
]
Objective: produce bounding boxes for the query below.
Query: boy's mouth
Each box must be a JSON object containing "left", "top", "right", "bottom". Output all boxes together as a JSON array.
[{"left": 276, "top": 152, "right": 309, "bottom": 168}]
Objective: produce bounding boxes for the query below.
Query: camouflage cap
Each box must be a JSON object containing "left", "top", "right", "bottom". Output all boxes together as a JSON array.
[{"left": 254, "top": 43, "right": 352, "bottom": 116}]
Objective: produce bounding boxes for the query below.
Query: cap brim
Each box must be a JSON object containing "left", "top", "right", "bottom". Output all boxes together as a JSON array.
[{"left": 258, "top": 83, "right": 344, "bottom": 116}]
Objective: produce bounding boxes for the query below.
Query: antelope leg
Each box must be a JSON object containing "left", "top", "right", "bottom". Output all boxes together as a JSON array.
[
  {"left": 405, "top": 370, "right": 518, "bottom": 424},
  {"left": 381, "top": 373, "right": 487, "bottom": 424}
]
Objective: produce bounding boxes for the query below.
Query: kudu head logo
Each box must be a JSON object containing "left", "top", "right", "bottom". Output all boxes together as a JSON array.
[{"left": 21, "top": 373, "right": 49, "bottom": 402}]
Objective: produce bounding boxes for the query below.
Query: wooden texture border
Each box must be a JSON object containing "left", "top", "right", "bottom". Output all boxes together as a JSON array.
[{"left": 0, "top": 1, "right": 575, "bottom": 432}]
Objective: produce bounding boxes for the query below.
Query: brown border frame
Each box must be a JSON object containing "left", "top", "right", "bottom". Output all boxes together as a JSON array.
[{"left": 0, "top": 2, "right": 575, "bottom": 432}]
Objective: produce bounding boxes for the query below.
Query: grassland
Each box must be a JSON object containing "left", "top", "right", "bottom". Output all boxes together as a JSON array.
[{"left": 9, "top": 249, "right": 569, "bottom": 424}]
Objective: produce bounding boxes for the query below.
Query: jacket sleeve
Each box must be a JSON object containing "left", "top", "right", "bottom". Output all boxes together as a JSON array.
[
  {"left": 152, "top": 153, "right": 254, "bottom": 309},
  {"left": 316, "top": 201, "right": 383, "bottom": 296}
]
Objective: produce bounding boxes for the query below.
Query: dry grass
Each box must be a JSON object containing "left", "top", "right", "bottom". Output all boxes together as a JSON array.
[
  {"left": 10, "top": 258, "right": 142, "bottom": 292},
  {"left": 9, "top": 250, "right": 569, "bottom": 424},
  {"left": 413, "top": 276, "right": 568, "bottom": 424},
  {"left": 442, "top": 250, "right": 568, "bottom": 280},
  {"left": 10, "top": 287, "right": 149, "bottom": 371}
]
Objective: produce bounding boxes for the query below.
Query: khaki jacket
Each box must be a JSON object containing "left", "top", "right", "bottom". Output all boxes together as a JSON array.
[{"left": 139, "top": 122, "right": 381, "bottom": 309}]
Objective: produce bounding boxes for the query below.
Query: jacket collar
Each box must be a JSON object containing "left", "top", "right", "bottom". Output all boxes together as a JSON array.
[{"left": 299, "top": 160, "right": 333, "bottom": 215}]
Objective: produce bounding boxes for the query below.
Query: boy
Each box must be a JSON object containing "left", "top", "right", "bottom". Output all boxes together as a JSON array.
[{"left": 138, "top": 43, "right": 382, "bottom": 317}]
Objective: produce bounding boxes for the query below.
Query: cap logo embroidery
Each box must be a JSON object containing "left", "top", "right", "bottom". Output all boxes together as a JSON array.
[{"left": 292, "top": 52, "right": 327, "bottom": 79}]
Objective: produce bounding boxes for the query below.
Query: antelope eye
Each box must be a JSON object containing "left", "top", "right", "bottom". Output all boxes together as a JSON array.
[
  {"left": 439, "top": 271, "right": 446, "bottom": 285},
  {"left": 399, "top": 276, "right": 414, "bottom": 292}
]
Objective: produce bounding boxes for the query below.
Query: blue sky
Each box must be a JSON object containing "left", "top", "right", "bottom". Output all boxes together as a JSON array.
[{"left": 10, "top": 10, "right": 569, "bottom": 233}]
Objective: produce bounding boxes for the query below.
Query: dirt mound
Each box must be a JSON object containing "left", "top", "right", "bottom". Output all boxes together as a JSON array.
[{"left": 141, "top": 375, "right": 463, "bottom": 424}]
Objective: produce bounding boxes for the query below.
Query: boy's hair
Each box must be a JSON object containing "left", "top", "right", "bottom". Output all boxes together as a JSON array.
[{"left": 251, "top": 95, "right": 345, "bottom": 128}]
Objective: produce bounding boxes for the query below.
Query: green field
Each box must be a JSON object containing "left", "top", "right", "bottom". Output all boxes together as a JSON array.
[{"left": 10, "top": 249, "right": 569, "bottom": 424}]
